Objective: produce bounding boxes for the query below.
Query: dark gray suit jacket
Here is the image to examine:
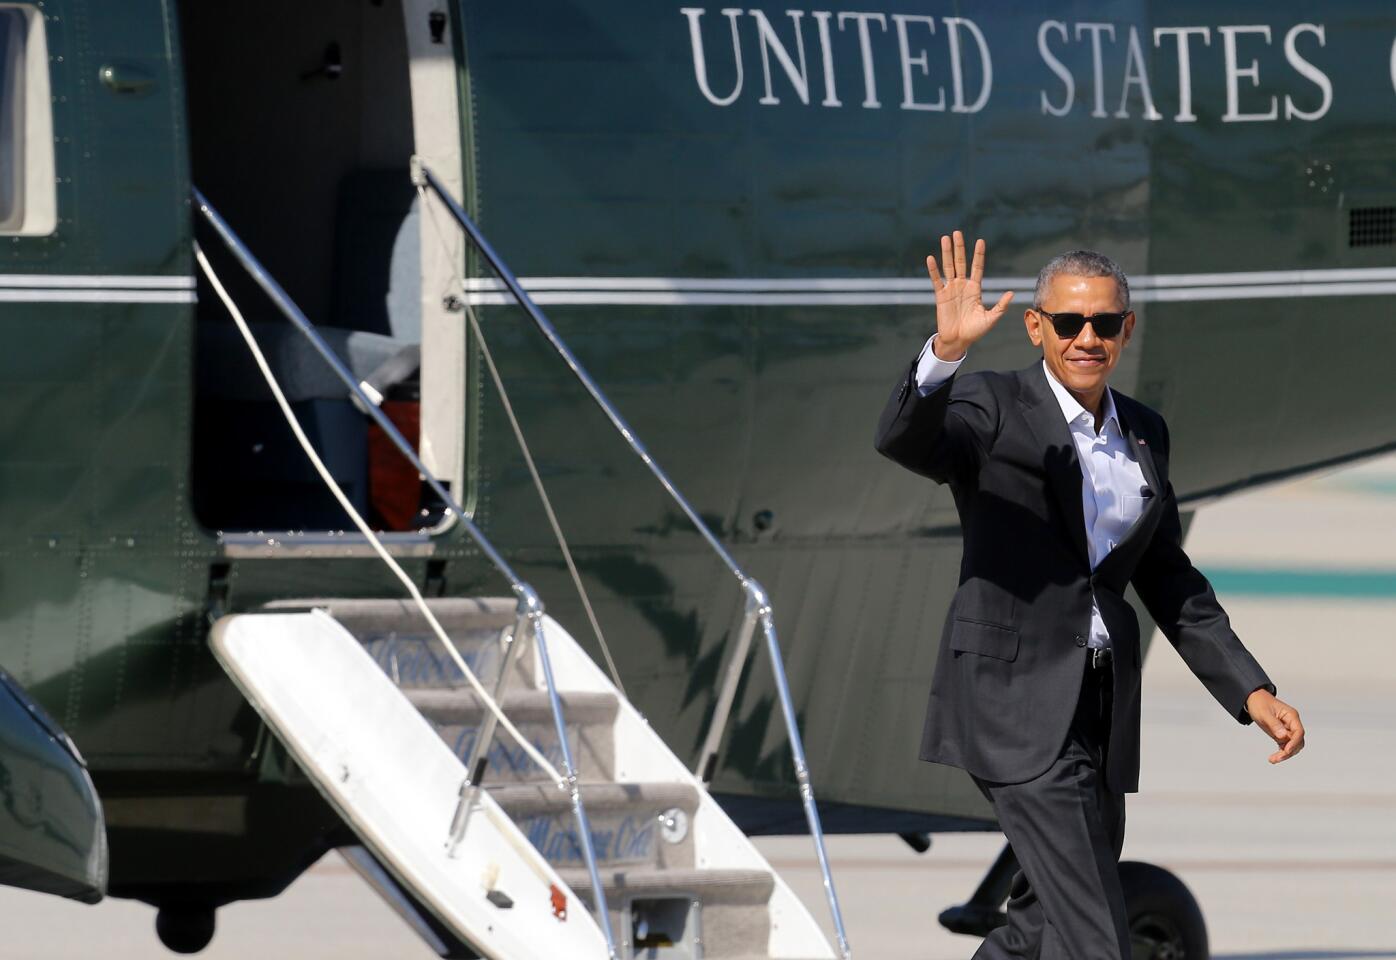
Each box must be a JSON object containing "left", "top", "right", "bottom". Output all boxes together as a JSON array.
[{"left": 874, "top": 360, "right": 1274, "bottom": 794}]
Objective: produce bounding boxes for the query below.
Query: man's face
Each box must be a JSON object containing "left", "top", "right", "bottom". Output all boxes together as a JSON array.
[{"left": 1024, "top": 274, "right": 1135, "bottom": 397}]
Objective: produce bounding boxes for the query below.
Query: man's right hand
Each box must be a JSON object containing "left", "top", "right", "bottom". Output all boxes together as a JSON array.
[{"left": 926, "top": 230, "right": 1015, "bottom": 361}]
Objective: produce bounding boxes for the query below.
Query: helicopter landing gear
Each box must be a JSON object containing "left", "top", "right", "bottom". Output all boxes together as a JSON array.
[
  {"left": 940, "top": 844, "right": 1210, "bottom": 959},
  {"left": 155, "top": 904, "right": 216, "bottom": 954},
  {"left": 1121, "top": 860, "right": 1209, "bottom": 960}
]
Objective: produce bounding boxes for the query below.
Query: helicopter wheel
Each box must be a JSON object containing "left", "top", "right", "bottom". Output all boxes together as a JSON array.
[
  {"left": 1119, "top": 860, "right": 1209, "bottom": 960},
  {"left": 155, "top": 904, "right": 217, "bottom": 954}
]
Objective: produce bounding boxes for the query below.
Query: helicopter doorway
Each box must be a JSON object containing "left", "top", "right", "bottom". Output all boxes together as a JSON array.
[{"left": 179, "top": 0, "right": 467, "bottom": 535}]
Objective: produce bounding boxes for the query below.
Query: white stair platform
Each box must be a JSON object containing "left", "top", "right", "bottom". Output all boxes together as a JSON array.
[{"left": 211, "top": 608, "right": 609, "bottom": 959}]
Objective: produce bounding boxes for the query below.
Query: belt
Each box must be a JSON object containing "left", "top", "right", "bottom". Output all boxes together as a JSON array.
[{"left": 1088, "top": 647, "right": 1114, "bottom": 670}]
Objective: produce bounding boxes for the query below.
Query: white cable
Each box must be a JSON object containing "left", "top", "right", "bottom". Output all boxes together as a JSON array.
[
  {"left": 193, "top": 242, "right": 565, "bottom": 788},
  {"left": 416, "top": 184, "right": 627, "bottom": 696}
]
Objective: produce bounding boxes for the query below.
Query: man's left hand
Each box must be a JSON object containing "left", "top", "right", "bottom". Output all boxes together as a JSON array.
[{"left": 1246, "top": 689, "right": 1306, "bottom": 763}]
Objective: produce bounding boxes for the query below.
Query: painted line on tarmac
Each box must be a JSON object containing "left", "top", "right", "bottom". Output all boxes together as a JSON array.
[{"left": 1203, "top": 566, "right": 1396, "bottom": 598}]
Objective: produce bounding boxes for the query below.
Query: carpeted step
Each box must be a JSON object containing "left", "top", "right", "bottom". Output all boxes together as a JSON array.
[
  {"left": 266, "top": 597, "right": 536, "bottom": 689},
  {"left": 489, "top": 781, "right": 699, "bottom": 870},
  {"left": 558, "top": 866, "right": 773, "bottom": 904},
  {"left": 405, "top": 687, "right": 617, "bottom": 782},
  {"left": 558, "top": 867, "right": 776, "bottom": 959}
]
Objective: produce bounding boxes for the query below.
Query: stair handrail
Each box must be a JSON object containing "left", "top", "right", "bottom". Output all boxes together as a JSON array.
[
  {"left": 412, "top": 158, "right": 852, "bottom": 959},
  {"left": 192, "top": 189, "right": 619, "bottom": 960}
]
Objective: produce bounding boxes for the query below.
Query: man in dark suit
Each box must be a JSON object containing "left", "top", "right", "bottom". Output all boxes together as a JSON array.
[{"left": 874, "top": 231, "right": 1306, "bottom": 959}]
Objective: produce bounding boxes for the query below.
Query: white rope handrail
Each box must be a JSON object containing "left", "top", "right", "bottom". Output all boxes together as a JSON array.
[{"left": 193, "top": 242, "right": 566, "bottom": 788}]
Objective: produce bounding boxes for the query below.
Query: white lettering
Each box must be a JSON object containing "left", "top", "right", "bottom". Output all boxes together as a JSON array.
[
  {"left": 1283, "top": 23, "right": 1331, "bottom": 121},
  {"left": 944, "top": 17, "right": 992, "bottom": 113},
  {"left": 837, "top": 11, "right": 888, "bottom": 109},
  {"left": 750, "top": 9, "right": 810, "bottom": 105},
  {"left": 1038, "top": 20, "right": 1073, "bottom": 117},
  {"left": 891, "top": 14, "right": 945, "bottom": 111},
  {"left": 1220, "top": 25, "right": 1278, "bottom": 122},
  {"left": 1153, "top": 26, "right": 1210, "bottom": 122},
  {"left": 681, "top": 8, "right": 745, "bottom": 107},
  {"left": 680, "top": 12, "right": 1342, "bottom": 124},
  {"left": 811, "top": 10, "right": 841, "bottom": 107},
  {"left": 1116, "top": 25, "right": 1161, "bottom": 119},
  {"left": 1074, "top": 22, "right": 1116, "bottom": 118}
]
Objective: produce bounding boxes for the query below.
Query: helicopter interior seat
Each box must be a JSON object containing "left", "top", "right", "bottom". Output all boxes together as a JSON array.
[
  {"left": 193, "top": 171, "right": 425, "bottom": 531},
  {"left": 331, "top": 169, "right": 423, "bottom": 346}
]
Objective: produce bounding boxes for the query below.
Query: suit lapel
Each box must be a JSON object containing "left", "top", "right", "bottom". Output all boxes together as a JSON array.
[
  {"left": 1116, "top": 391, "right": 1162, "bottom": 499},
  {"left": 1017, "top": 365, "right": 1091, "bottom": 568}
]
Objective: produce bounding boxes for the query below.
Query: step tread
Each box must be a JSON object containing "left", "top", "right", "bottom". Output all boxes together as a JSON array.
[
  {"left": 488, "top": 781, "right": 698, "bottom": 816},
  {"left": 405, "top": 687, "right": 618, "bottom": 723},
  {"left": 557, "top": 867, "right": 775, "bottom": 904},
  {"left": 266, "top": 596, "right": 517, "bottom": 632}
]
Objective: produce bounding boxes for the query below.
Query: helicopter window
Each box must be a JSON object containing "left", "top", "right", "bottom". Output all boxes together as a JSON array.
[{"left": 0, "top": 4, "right": 55, "bottom": 236}]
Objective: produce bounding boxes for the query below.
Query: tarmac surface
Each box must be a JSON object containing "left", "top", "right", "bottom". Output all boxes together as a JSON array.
[{"left": 2, "top": 456, "right": 1393, "bottom": 958}]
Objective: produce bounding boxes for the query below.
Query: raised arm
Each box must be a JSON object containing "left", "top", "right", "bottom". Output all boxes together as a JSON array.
[
  {"left": 874, "top": 231, "right": 1014, "bottom": 484},
  {"left": 921, "top": 230, "right": 1015, "bottom": 363}
]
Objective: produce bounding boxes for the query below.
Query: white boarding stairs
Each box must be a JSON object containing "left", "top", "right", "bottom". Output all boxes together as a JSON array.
[{"left": 211, "top": 597, "right": 838, "bottom": 960}]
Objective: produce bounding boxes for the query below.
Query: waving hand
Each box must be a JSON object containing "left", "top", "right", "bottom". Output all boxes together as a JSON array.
[{"left": 926, "top": 230, "right": 1014, "bottom": 361}]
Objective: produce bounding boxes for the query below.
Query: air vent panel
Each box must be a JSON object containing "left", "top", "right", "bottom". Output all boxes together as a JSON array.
[{"left": 1349, "top": 206, "right": 1396, "bottom": 247}]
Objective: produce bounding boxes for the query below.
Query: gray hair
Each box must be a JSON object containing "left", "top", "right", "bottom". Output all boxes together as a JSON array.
[{"left": 1033, "top": 250, "right": 1130, "bottom": 311}]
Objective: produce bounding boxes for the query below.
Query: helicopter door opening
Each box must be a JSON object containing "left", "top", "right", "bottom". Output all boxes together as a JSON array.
[{"left": 180, "top": 0, "right": 465, "bottom": 535}]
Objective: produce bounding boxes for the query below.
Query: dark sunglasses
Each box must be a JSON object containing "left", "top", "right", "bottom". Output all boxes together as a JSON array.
[{"left": 1038, "top": 309, "right": 1131, "bottom": 339}]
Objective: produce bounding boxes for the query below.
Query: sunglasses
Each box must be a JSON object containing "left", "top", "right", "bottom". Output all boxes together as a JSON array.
[{"left": 1038, "top": 309, "right": 1131, "bottom": 339}]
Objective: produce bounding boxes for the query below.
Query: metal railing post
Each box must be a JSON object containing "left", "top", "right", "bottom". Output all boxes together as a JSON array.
[
  {"left": 758, "top": 606, "right": 851, "bottom": 958},
  {"left": 445, "top": 606, "right": 529, "bottom": 856},
  {"left": 693, "top": 582, "right": 762, "bottom": 785},
  {"left": 530, "top": 601, "right": 619, "bottom": 960}
]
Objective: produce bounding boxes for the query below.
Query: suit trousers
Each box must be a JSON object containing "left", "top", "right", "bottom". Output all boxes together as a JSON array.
[{"left": 970, "top": 658, "right": 1132, "bottom": 960}]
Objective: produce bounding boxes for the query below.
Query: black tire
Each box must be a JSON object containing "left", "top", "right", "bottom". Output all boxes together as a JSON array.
[
  {"left": 155, "top": 905, "right": 217, "bottom": 954},
  {"left": 1118, "top": 860, "right": 1209, "bottom": 960}
]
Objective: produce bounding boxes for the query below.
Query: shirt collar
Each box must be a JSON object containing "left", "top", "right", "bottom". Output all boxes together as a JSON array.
[{"left": 1041, "top": 360, "right": 1119, "bottom": 434}]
